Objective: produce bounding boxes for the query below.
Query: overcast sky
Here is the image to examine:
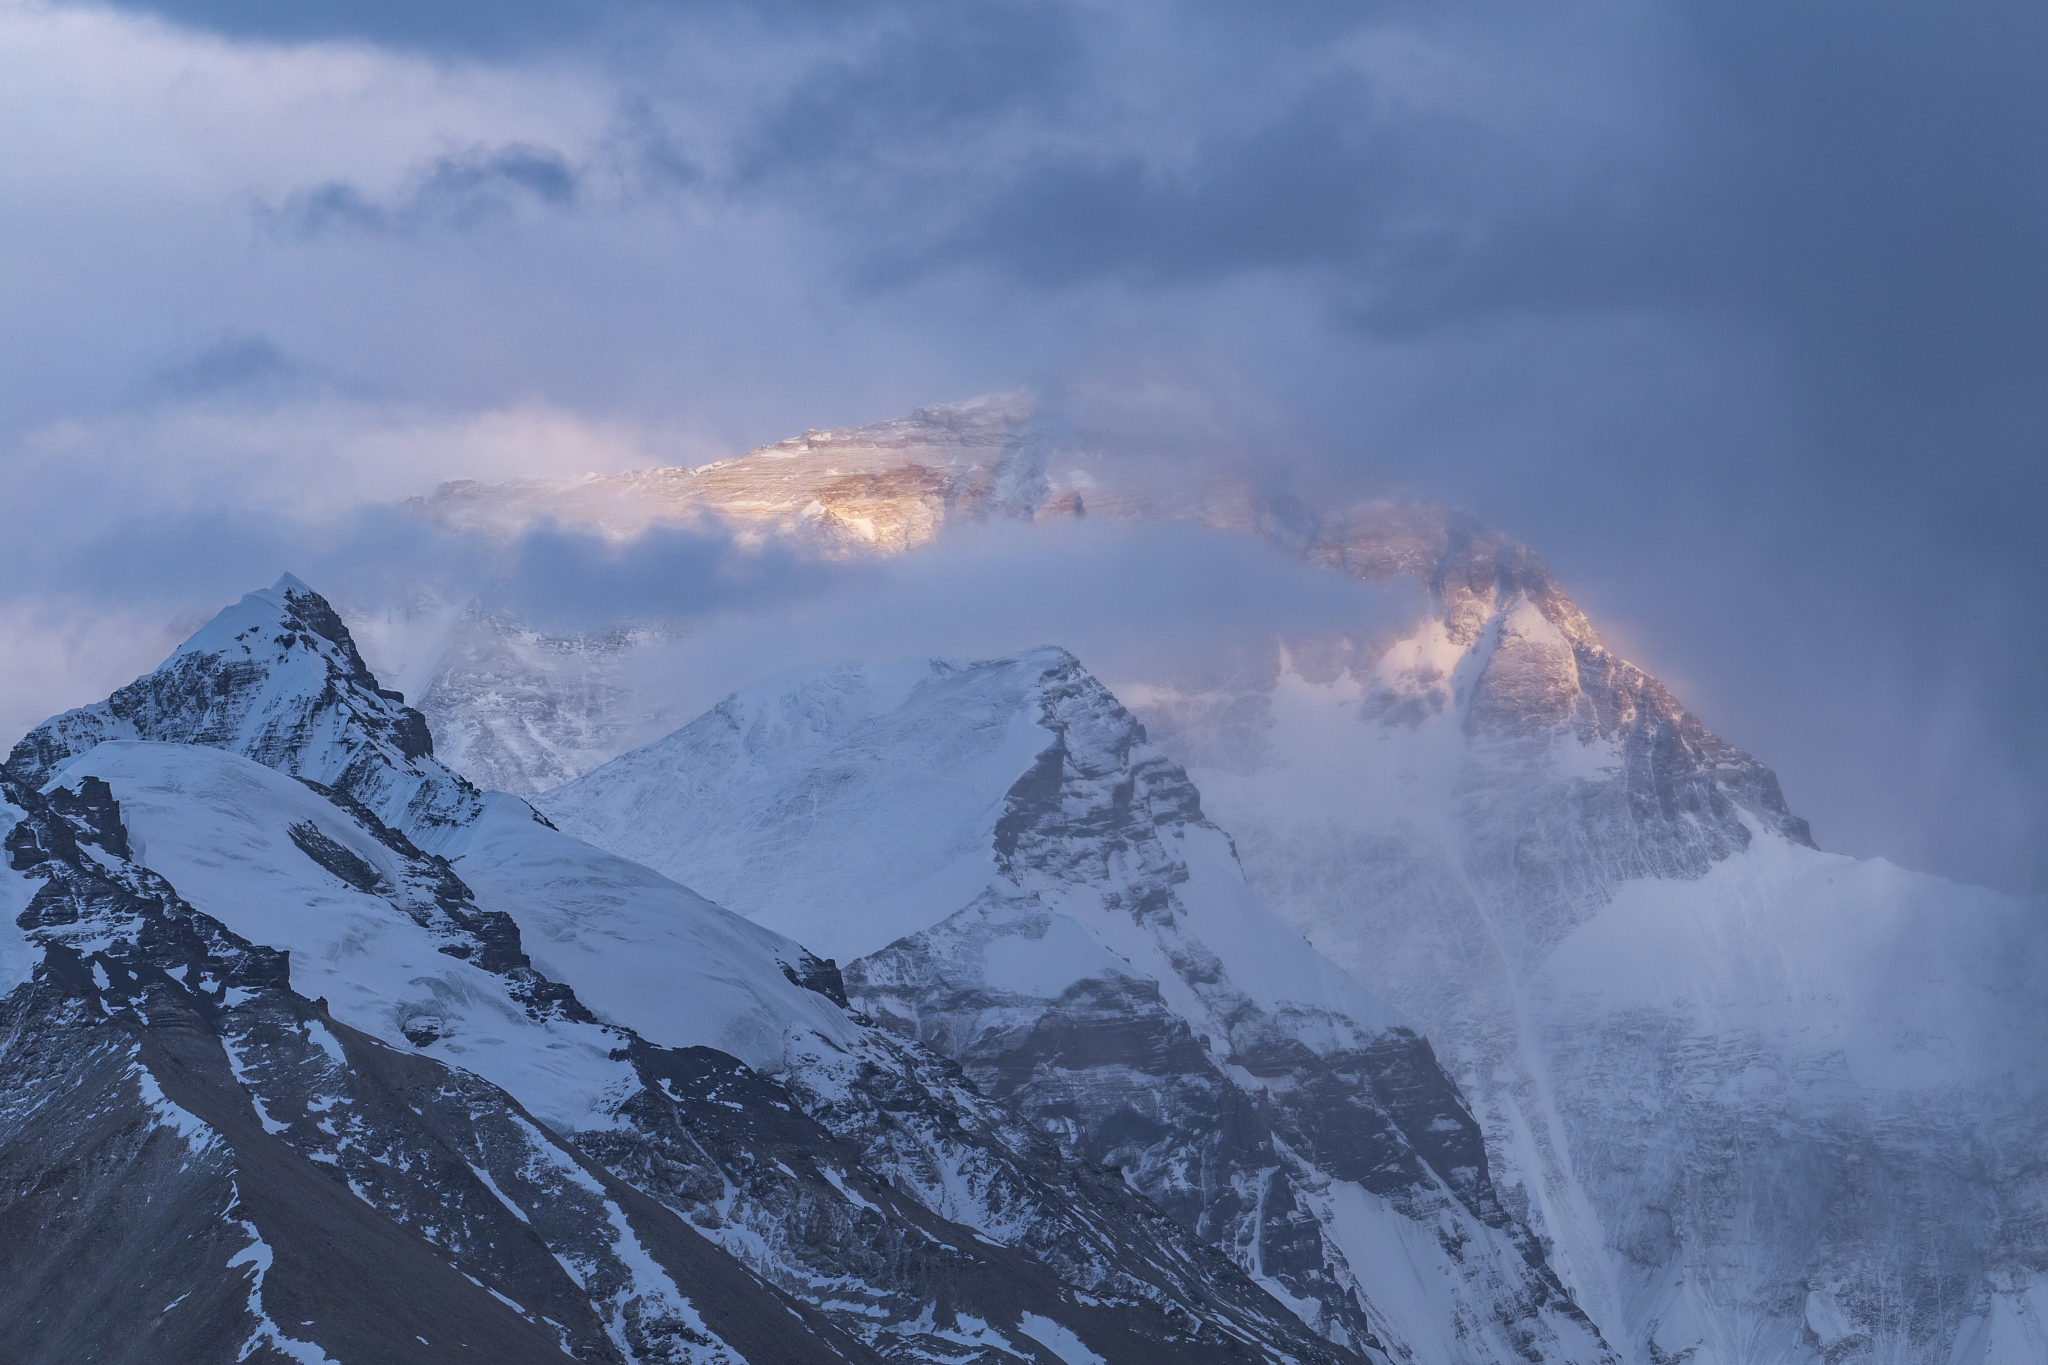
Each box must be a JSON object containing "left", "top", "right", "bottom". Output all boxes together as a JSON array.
[{"left": 2, "top": 0, "right": 2043, "bottom": 893}]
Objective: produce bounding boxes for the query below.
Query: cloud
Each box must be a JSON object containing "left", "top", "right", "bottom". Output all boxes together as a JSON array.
[
  {"left": 269, "top": 143, "right": 581, "bottom": 237},
  {"left": 146, "top": 333, "right": 308, "bottom": 399},
  {"left": 74, "top": 0, "right": 645, "bottom": 56},
  {"left": 497, "top": 518, "right": 859, "bottom": 629},
  {"left": 3, "top": 0, "right": 2044, "bottom": 895},
  {"left": 730, "top": 0, "right": 1083, "bottom": 184},
  {"left": 465, "top": 514, "right": 1426, "bottom": 755},
  {"left": 0, "top": 383, "right": 735, "bottom": 743},
  {"left": 0, "top": 442, "right": 1418, "bottom": 786}
]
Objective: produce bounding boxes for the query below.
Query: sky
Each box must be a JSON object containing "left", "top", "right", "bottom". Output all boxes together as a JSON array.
[{"left": 1, "top": 0, "right": 2043, "bottom": 894}]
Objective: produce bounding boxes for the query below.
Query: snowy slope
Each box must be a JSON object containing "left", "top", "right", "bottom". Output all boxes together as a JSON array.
[
  {"left": 1, "top": 577, "right": 1358, "bottom": 1365},
  {"left": 541, "top": 652, "right": 1401, "bottom": 1037},
  {"left": 0, "top": 757, "right": 844, "bottom": 1365},
  {"left": 484, "top": 655, "right": 1032, "bottom": 987},
  {"left": 448, "top": 791, "right": 858, "bottom": 1072},
  {"left": 49, "top": 739, "right": 640, "bottom": 1135},
  {"left": 6, "top": 575, "right": 858, "bottom": 1078},
  {"left": 1529, "top": 835, "right": 2048, "bottom": 1365},
  {"left": 542, "top": 648, "right": 1616, "bottom": 1365}
]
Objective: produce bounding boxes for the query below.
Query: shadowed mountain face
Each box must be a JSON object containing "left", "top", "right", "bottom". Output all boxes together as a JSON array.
[
  {"left": 1, "top": 578, "right": 1368, "bottom": 1365},
  {"left": 0, "top": 767, "right": 860, "bottom": 1365},
  {"left": 398, "top": 397, "right": 2048, "bottom": 1365}
]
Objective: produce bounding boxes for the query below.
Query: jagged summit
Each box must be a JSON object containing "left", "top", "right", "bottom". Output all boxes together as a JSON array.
[
  {"left": 168, "top": 573, "right": 392, "bottom": 696},
  {"left": 5, "top": 572, "right": 875, "bottom": 1070},
  {"left": 7, "top": 574, "right": 484, "bottom": 850}
]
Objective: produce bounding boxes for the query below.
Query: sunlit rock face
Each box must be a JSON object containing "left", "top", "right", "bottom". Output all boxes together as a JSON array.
[{"left": 413, "top": 393, "right": 1053, "bottom": 553}]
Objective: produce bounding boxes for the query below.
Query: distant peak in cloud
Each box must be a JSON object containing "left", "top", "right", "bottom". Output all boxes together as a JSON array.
[{"left": 408, "top": 392, "right": 1603, "bottom": 659}]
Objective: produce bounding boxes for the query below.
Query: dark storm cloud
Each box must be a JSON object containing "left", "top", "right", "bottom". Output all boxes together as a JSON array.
[
  {"left": 874, "top": 1, "right": 2048, "bottom": 377},
  {"left": 0, "top": 499, "right": 474, "bottom": 618},
  {"left": 730, "top": 0, "right": 1083, "bottom": 183},
  {"left": 269, "top": 144, "right": 581, "bottom": 238},
  {"left": 78, "top": 0, "right": 948, "bottom": 56},
  {"left": 818, "top": 0, "right": 2048, "bottom": 895},
  {"left": 79, "top": 0, "right": 640, "bottom": 55},
  {"left": 892, "top": 87, "right": 1405, "bottom": 289}
]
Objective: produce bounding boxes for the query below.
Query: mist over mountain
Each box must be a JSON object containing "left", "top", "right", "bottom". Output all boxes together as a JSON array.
[
  {"left": 380, "top": 398, "right": 2048, "bottom": 1364},
  {"left": 5, "top": 1, "right": 2045, "bottom": 1360},
  {"left": 6, "top": 396, "right": 2038, "bottom": 1362},
  {"left": 3, "top": 0, "right": 2045, "bottom": 895}
]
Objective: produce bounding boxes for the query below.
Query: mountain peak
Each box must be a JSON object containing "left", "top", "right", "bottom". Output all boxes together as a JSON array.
[
  {"left": 170, "top": 574, "right": 378, "bottom": 690},
  {"left": 8, "top": 575, "right": 482, "bottom": 849}
]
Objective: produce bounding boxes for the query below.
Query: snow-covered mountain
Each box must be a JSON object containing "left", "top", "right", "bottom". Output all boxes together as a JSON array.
[
  {"left": 394, "top": 396, "right": 2048, "bottom": 1365},
  {"left": 0, "top": 758, "right": 858, "bottom": 1365},
  {"left": 1, "top": 576, "right": 1370, "bottom": 1365},
  {"left": 1129, "top": 530, "right": 2046, "bottom": 1364},
  {"left": 1139, "top": 627, "right": 2048, "bottom": 1365},
  {"left": 14, "top": 574, "right": 487, "bottom": 849},
  {"left": 13, "top": 387, "right": 2041, "bottom": 1365},
  {"left": 542, "top": 648, "right": 1614, "bottom": 1365}
]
